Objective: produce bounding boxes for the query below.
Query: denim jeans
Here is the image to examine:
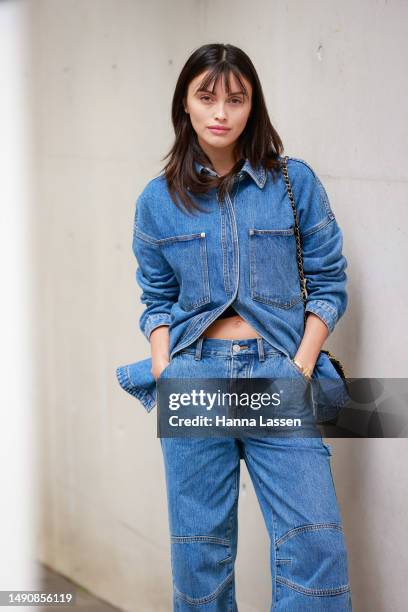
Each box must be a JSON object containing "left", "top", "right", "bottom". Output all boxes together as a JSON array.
[{"left": 160, "top": 337, "right": 352, "bottom": 611}]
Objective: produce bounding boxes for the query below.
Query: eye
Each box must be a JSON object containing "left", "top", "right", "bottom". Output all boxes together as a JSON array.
[
  {"left": 199, "top": 95, "right": 212, "bottom": 102},
  {"left": 230, "top": 97, "right": 243, "bottom": 104}
]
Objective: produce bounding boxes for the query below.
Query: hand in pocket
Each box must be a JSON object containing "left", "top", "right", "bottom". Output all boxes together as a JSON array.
[{"left": 151, "top": 359, "right": 170, "bottom": 381}]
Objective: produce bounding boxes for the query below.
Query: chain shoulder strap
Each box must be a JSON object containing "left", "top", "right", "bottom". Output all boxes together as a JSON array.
[
  {"left": 281, "top": 155, "right": 347, "bottom": 378},
  {"left": 281, "top": 156, "right": 308, "bottom": 326}
]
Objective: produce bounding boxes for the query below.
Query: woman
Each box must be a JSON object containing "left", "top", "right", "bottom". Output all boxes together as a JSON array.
[{"left": 117, "top": 43, "right": 352, "bottom": 610}]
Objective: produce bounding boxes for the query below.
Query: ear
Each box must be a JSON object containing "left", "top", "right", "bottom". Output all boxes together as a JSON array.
[{"left": 183, "top": 97, "right": 189, "bottom": 114}]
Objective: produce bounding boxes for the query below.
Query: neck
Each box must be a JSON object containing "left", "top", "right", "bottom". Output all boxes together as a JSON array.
[{"left": 198, "top": 138, "right": 238, "bottom": 177}]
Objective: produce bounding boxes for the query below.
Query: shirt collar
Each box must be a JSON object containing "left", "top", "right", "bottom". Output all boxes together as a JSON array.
[{"left": 194, "top": 158, "right": 267, "bottom": 189}]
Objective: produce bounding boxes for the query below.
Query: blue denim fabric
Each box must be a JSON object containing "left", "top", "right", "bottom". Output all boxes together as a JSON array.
[
  {"left": 160, "top": 337, "right": 352, "bottom": 611},
  {"left": 116, "top": 156, "right": 349, "bottom": 413}
]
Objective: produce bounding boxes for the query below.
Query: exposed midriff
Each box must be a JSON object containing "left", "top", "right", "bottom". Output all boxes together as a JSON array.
[{"left": 201, "top": 304, "right": 261, "bottom": 340}]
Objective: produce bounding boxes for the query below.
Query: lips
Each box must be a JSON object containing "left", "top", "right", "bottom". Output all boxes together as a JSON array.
[{"left": 208, "top": 126, "right": 231, "bottom": 134}]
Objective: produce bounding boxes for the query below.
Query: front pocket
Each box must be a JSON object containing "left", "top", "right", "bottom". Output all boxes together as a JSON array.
[
  {"left": 159, "top": 232, "right": 211, "bottom": 312},
  {"left": 286, "top": 357, "right": 311, "bottom": 386},
  {"left": 156, "top": 358, "right": 174, "bottom": 381},
  {"left": 249, "top": 227, "right": 303, "bottom": 308},
  {"left": 290, "top": 359, "right": 311, "bottom": 383}
]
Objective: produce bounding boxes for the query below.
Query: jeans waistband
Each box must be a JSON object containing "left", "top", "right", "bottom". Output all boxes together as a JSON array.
[{"left": 178, "top": 336, "right": 282, "bottom": 361}]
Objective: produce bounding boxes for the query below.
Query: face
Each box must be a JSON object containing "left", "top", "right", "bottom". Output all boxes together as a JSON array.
[{"left": 183, "top": 69, "right": 252, "bottom": 158}]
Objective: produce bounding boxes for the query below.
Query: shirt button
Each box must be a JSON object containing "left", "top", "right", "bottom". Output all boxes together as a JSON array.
[{"left": 232, "top": 344, "right": 241, "bottom": 353}]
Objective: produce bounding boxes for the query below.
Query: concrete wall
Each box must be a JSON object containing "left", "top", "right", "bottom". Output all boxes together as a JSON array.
[
  {"left": 0, "top": 0, "right": 38, "bottom": 592},
  {"left": 32, "top": 1, "right": 408, "bottom": 610}
]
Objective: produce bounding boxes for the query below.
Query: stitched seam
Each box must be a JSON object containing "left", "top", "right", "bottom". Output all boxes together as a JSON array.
[
  {"left": 177, "top": 311, "right": 209, "bottom": 345},
  {"left": 156, "top": 232, "right": 205, "bottom": 245},
  {"left": 115, "top": 367, "right": 155, "bottom": 411},
  {"left": 252, "top": 292, "right": 303, "bottom": 309},
  {"left": 284, "top": 157, "right": 335, "bottom": 222},
  {"left": 180, "top": 349, "right": 280, "bottom": 357},
  {"left": 220, "top": 200, "right": 231, "bottom": 297},
  {"left": 305, "top": 302, "right": 338, "bottom": 332},
  {"left": 218, "top": 555, "right": 232, "bottom": 565},
  {"left": 145, "top": 315, "right": 172, "bottom": 340},
  {"left": 276, "top": 575, "right": 350, "bottom": 597},
  {"left": 173, "top": 569, "right": 234, "bottom": 606},
  {"left": 199, "top": 236, "right": 211, "bottom": 304},
  {"left": 302, "top": 215, "right": 334, "bottom": 238},
  {"left": 276, "top": 522, "right": 343, "bottom": 548},
  {"left": 306, "top": 300, "right": 337, "bottom": 317},
  {"left": 252, "top": 227, "right": 295, "bottom": 236},
  {"left": 133, "top": 228, "right": 160, "bottom": 245},
  {"left": 249, "top": 229, "right": 302, "bottom": 308},
  {"left": 241, "top": 447, "right": 279, "bottom": 608},
  {"left": 171, "top": 535, "right": 230, "bottom": 546},
  {"left": 315, "top": 173, "right": 335, "bottom": 219},
  {"left": 145, "top": 313, "right": 172, "bottom": 328},
  {"left": 183, "top": 295, "right": 211, "bottom": 311},
  {"left": 160, "top": 234, "right": 210, "bottom": 311}
]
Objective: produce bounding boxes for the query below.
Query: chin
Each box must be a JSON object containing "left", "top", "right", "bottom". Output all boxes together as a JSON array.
[{"left": 202, "top": 135, "right": 234, "bottom": 148}]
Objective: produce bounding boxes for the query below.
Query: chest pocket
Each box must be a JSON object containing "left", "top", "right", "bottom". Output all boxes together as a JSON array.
[
  {"left": 249, "top": 227, "right": 303, "bottom": 309},
  {"left": 159, "top": 232, "right": 211, "bottom": 312}
]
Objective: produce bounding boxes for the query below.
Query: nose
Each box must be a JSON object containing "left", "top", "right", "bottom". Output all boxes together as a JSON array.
[{"left": 214, "top": 102, "right": 227, "bottom": 120}]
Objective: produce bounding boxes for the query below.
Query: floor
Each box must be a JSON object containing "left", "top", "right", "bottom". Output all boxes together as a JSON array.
[{"left": 38, "top": 563, "right": 122, "bottom": 611}]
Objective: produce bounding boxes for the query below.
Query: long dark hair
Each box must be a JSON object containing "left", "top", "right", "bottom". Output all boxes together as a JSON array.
[{"left": 161, "top": 43, "right": 284, "bottom": 215}]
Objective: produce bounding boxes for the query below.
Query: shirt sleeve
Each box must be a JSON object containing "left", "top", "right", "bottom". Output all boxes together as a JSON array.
[
  {"left": 132, "top": 189, "right": 180, "bottom": 341},
  {"left": 289, "top": 159, "right": 348, "bottom": 334}
]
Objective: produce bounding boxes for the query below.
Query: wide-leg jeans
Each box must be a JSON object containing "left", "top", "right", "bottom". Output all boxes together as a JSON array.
[{"left": 160, "top": 337, "right": 352, "bottom": 611}]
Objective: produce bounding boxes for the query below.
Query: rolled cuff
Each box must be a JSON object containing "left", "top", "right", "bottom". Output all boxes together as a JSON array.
[
  {"left": 143, "top": 313, "right": 172, "bottom": 341},
  {"left": 305, "top": 300, "right": 338, "bottom": 334}
]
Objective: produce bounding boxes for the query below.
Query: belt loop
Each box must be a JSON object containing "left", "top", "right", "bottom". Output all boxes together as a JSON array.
[
  {"left": 194, "top": 337, "right": 204, "bottom": 361},
  {"left": 257, "top": 337, "right": 265, "bottom": 362}
]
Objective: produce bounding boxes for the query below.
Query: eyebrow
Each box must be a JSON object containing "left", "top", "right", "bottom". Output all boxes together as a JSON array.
[{"left": 195, "top": 88, "right": 246, "bottom": 96}]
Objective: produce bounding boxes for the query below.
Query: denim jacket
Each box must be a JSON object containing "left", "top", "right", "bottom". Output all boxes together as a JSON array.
[{"left": 116, "top": 156, "right": 348, "bottom": 413}]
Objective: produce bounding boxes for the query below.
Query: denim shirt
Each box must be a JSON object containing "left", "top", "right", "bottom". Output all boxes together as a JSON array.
[{"left": 116, "top": 156, "right": 348, "bottom": 412}]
